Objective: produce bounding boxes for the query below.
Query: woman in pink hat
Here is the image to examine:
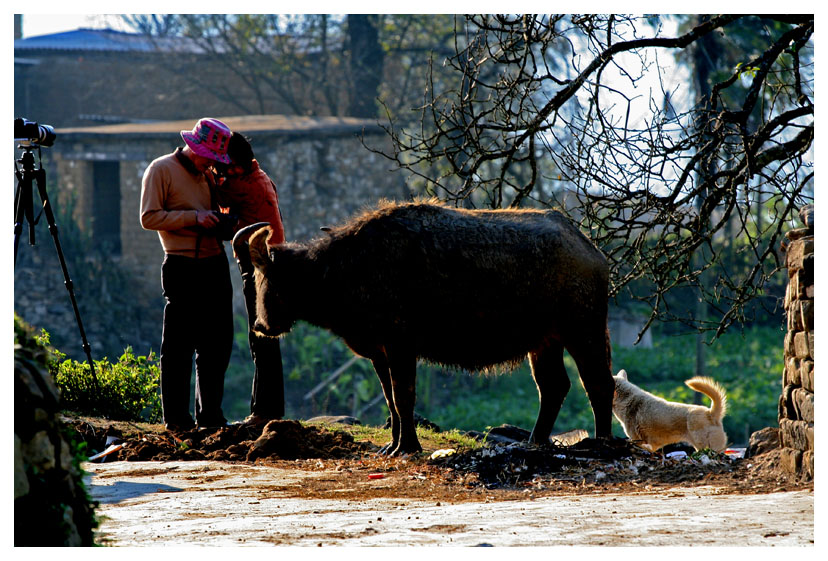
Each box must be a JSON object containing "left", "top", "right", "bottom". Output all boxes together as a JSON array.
[{"left": 140, "top": 117, "right": 234, "bottom": 431}]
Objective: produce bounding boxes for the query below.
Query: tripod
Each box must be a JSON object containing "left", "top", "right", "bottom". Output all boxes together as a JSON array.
[{"left": 14, "top": 144, "right": 99, "bottom": 392}]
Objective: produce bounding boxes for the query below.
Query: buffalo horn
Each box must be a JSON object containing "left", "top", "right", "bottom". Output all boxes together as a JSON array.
[{"left": 232, "top": 222, "right": 270, "bottom": 264}]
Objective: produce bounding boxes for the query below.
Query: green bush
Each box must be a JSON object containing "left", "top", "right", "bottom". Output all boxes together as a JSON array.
[
  {"left": 16, "top": 315, "right": 163, "bottom": 423},
  {"left": 17, "top": 309, "right": 783, "bottom": 445},
  {"left": 52, "top": 347, "right": 163, "bottom": 422},
  {"left": 413, "top": 358, "right": 595, "bottom": 435},
  {"left": 221, "top": 319, "right": 384, "bottom": 423},
  {"left": 410, "top": 325, "right": 783, "bottom": 446}
]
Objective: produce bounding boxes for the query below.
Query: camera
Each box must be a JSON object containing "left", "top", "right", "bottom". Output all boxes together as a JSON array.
[
  {"left": 15, "top": 117, "right": 56, "bottom": 147},
  {"left": 213, "top": 211, "right": 239, "bottom": 241}
]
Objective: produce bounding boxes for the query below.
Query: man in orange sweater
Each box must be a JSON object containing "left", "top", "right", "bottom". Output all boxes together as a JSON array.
[
  {"left": 214, "top": 132, "right": 286, "bottom": 425},
  {"left": 140, "top": 118, "right": 233, "bottom": 431}
]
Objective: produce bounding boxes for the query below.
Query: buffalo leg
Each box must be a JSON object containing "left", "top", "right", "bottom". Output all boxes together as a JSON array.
[
  {"left": 528, "top": 342, "right": 570, "bottom": 445},
  {"left": 387, "top": 351, "right": 421, "bottom": 456},
  {"left": 567, "top": 329, "right": 614, "bottom": 438},
  {"left": 371, "top": 354, "right": 398, "bottom": 455}
]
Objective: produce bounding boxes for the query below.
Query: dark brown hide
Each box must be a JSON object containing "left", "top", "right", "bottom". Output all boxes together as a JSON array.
[{"left": 244, "top": 199, "right": 613, "bottom": 456}]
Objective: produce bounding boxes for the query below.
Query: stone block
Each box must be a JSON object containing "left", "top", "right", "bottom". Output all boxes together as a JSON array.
[
  {"left": 790, "top": 273, "right": 800, "bottom": 299},
  {"left": 794, "top": 331, "right": 811, "bottom": 359},
  {"left": 779, "top": 447, "right": 802, "bottom": 475},
  {"left": 745, "top": 427, "right": 779, "bottom": 458},
  {"left": 792, "top": 388, "right": 815, "bottom": 424},
  {"left": 14, "top": 435, "right": 29, "bottom": 499},
  {"left": 802, "top": 450, "right": 815, "bottom": 480},
  {"left": 778, "top": 383, "right": 798, "bottom": 422},
  {"left": 785, "top": 357, "right": 801, "bottom": 386},
  {"left": 779, "top": 418, "right": 814, "bottom": 451},
  {"left": 800, "top": 300, "right": 814, "bottom": 331},
  {"left": 799, "top": 204, "right": 814, "bottom": 229},
  {"left": 788, "top": 308, "right": 803, "bottom": 332},
  {"left": 801, "top": 237, "right": 814, "bottom": 256},
  {"left": 797, "top": 270, "right": 813, "bottom": 299},
  {"left": 786, "top": 239, "right": 807, "bottom": 271},
  {"left": 784, "top": 331, "right": 796, "bottom": 357},
  {"left": 800, "top": 360, "right": 814, "bottom": 392},
  {"left": 23, "top": 430, "right": 56, "bottom": 471},
  {"left": 809, "top": 331, "right": 815, "bottom": 360}
]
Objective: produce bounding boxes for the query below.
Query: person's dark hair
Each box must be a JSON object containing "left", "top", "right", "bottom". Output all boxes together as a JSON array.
[{"left": 227, "top": 132, "right": 255, "bottom": 170}]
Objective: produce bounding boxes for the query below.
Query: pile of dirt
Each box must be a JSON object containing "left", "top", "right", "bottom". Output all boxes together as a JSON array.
[
  {"left": 428, "top": 437, "right": 738, "bottom": 489},
  {"left": 65, "top": 415, "right": 811, "bottom": 498},
  {"left": 68, "top": 418, "right": 373, "bottom": 463}
]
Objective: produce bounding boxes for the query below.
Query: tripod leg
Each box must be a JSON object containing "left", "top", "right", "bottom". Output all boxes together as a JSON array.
[
  {"left": 13, "top": 169, "right": 34, "bottom": 266},
  {"left": 33, "top": 168, "right": 100, "bottom": 394}
]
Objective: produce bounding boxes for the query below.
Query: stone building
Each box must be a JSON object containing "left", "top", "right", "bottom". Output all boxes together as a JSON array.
[
  {"left": 14, "top": 23, "right": 292, "bottom": 128},
  {"left": 49, "top": 114, "right": 405, "bottom": 285}
]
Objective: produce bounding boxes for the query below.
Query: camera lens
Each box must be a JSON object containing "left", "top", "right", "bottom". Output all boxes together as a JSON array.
[
  {"left": 14, "top": 118, "right": 56, "bottom": 147},
  {"left": 35, "top": 124, "right": 56, "bottom": 147}
]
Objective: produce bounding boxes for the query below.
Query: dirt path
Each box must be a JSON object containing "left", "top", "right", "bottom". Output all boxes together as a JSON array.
[{"left": 86, "top": 460, "right": 814, "bottom": 547}]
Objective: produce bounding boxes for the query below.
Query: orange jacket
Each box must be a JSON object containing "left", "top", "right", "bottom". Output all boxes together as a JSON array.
[{"left": 215, "top": 160, "right": 286, "bottom": 246}]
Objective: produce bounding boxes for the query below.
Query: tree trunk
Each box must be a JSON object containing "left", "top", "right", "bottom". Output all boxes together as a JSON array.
[
  {"left": 346, "top": 15, "right": 384, "bottom": 118},
  {"left": 691, "top": 15, "right": 721, "bottom": 401}
]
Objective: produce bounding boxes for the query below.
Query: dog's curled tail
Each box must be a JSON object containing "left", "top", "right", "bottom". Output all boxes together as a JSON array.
[{"left": 685, "top": 377, "right": 728, "bottom": 421}]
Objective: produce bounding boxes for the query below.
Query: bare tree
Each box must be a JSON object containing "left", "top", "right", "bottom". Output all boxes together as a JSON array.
[
  {"left": 123, "top": 14, "right": 458, "bottom": 121},
  {"left": 375, "top": 14, "right": 814, "bottom": 337}
]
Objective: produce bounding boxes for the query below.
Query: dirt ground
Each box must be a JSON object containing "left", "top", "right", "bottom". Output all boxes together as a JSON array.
[{"left": 71, "top": 415, "right": 815, "bottom": 547}]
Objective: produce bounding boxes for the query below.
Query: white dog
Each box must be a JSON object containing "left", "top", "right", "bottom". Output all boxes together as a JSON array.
[{"left": 612, "top": 369, "right": 728, "bottom": 452}]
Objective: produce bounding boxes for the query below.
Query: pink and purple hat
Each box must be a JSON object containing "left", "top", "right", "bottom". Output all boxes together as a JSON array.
[{"left": 180, "top": 118, "right": 232, "bottom": 164}]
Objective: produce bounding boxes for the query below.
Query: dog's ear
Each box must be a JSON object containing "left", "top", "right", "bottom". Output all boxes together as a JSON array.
[{"left": 616, "top": 369, "right": 628, "bottom": 380}]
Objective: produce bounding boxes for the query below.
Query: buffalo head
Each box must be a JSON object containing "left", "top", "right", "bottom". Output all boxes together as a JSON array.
[{"left": 232, "top": 222, "right": 297, "bottom": 338}]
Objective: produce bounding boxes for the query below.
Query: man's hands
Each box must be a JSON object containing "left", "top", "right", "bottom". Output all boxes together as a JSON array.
[{"left": 195, "top": 210, "right": 219, "bottom": 228}]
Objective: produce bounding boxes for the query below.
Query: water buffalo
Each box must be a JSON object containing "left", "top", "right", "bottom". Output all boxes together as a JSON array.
[{"left": 233, "top": 199, "right": 613, "bottom": 456}]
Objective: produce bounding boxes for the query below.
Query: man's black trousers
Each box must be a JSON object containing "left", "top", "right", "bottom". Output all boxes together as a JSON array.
[{"left": 160, "top": 252, "right": 233, "bottom": 428}]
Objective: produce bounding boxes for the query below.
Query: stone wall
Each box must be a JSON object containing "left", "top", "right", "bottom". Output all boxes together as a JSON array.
[
  {"left": 15, "top": 48, "right": 291, "bottom": 129},
  {"left": 778, "top": 205, "right": 814, "bottom": 480},
  {"left": 14, "top": 318, "right": 98, "bottom": 545}
]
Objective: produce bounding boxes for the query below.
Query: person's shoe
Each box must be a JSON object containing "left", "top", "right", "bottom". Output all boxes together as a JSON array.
[
  {"left": 197, "top": 423, "right": 230, "bottom": 431},
  {"left": 240, "top": 413, "right": 278, "bottom": 426},
  {"left": 165, "top": 420, "right": 195, "bottom": 432},
  {"left": 196, "top": 417, "right": 229, "bottom": 430}
]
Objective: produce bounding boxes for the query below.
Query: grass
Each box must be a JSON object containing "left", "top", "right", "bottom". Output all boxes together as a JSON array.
[{"left": 306, "top": 420, "right": 483, "bottom": 455}]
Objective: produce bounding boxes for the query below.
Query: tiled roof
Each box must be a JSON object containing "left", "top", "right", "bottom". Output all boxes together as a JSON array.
[
  {"left": 56, "top": 115, "right": 383, "bottom": 136},
  {"left": 14, "top": 28, "right": 203, "bottom": 53}
]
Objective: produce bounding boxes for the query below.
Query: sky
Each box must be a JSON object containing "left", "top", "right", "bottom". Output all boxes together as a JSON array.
[
  {"left": 18, "top": 14, "right": 134, "bottom": 38},
  {"left": 17, "top": 4, "right": 767, "bottom": 38}
]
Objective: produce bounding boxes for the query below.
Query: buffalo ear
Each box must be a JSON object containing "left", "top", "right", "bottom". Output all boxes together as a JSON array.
[{"left": 249, "top": 226, "right": 273, "bottom": 268}]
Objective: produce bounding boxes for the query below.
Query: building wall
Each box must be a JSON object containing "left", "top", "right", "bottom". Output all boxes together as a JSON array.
[
  {"left": 49, "top": 129, "right": 406, "bottom": 285},
  {"left": 14, "top": 49, "right": 284, "bottom": 128}
]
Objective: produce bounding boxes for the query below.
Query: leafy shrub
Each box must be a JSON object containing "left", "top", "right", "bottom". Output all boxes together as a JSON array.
[
  {"left": 409, "top": 325, "right": 783, "bottom": 446},
  {"left": 16, "top": 315, "right": 163, "bottom": 422},
  {"left": 412, "top": 358, "right": 595, "bottom": 436},
  {"left": 224, "top": 321, "right": 383, "bottom": 424},
  {"left": 51, "top": 346, "right": 163, "bottom": 422}
]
